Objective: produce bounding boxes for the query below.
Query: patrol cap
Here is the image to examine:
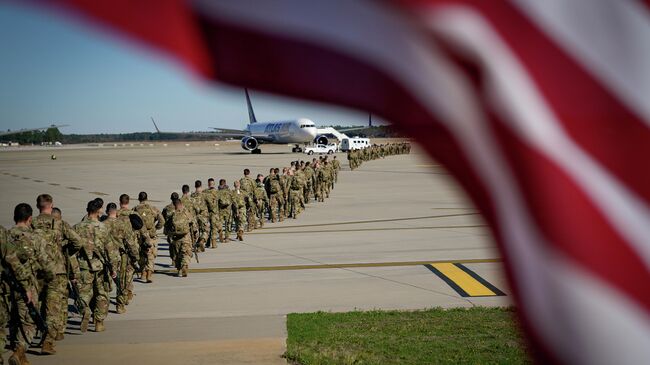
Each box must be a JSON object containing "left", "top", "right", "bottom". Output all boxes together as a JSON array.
[{"left": 129, "top": 213, "right": 144, "bottom": 230}]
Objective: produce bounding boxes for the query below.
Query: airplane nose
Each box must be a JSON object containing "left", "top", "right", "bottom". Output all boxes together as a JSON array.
[{"left": 307, "top": 128, "right": 317, "bottom": 139}]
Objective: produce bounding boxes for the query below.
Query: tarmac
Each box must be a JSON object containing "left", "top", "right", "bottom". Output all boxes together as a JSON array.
[{"left": 0, "top": 140, "right": 509, "bottom": 364}]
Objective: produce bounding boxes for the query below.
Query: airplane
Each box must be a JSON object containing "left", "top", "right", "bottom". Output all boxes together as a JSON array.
[
  {"left": 0, "top": 124, "right": 69, "bottom": 137},
  {"left": 211, "top": 89, "right": 370, "bottom": 154}
]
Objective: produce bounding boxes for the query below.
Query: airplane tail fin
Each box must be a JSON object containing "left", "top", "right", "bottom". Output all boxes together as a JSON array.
[
  {"left": 245, "top": 89, "right": 258, "bottom": 124},
  {"left": 151, "top": 117, "right": 161, "bottom": 133}
]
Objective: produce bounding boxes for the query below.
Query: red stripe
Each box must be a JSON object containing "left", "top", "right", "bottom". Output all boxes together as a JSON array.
[{"left": 403, "top": 0, "right": 650, "bottom": 210}]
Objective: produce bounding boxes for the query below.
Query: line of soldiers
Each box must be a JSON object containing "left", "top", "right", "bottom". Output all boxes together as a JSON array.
[
  {"left": 0, "top": 193, "right": 152, "bottom": 364},
  {"left": 347, "top": 142, "right": 411, "bottom": 170},
  {"left": 0, "top": 144, "right": 406, "bottom": 364},
  {"left": 160, "top": 155, "right": 342, "bottom": 277}
]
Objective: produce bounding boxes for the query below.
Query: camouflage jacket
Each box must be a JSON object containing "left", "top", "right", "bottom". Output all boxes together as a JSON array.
[
  {"left": 180, "top": 195, "right": 196, "bottom": 217},
  {"left": 190, "top": 191, "right": 209, "bottom": 217},
  {"left": 5, "top": 225, "right": 55, "bottom": 292},
  {"left": 203, "top": 189, "right": 219, "bottom": 214},
  {"left": 134, "top": 202, "right": 164, "bottom": 239},
  {"left": 32, "top": 213, "right": 84, "bottom": 275},
  {"left": 73, "top": 217, "right": 120, "bottom": 273},
  {"left": 104, "top": 216, "right": 139, "bottom": 264},
  {"left": 231, "top": 189, "right": 246, "bottom": 209},
  {"left": 0, "top": 226, "right": 34, "bottom": 290},
  {"left": 239, "top": 176, "right": 256, "bottom": 197},
  {"left": 167, "top": 207, "right": 197, "bottom": 241},
  {"left": 254, "top": 183, "right": 268, "bottom": 203}
]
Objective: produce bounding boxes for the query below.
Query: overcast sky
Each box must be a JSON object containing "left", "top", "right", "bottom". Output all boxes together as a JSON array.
[{"left": 0, "top": 3, "right": 385, "bottom": 135}]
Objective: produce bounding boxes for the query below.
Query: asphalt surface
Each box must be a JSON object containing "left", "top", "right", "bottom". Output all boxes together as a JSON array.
[{"left": 0, "top": 140, "right": 509, "bottom": 364}]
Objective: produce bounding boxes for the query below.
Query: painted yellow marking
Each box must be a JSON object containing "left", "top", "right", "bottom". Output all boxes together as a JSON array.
[
  {"left": 89, "top": 191, "right": 109, "bottom": 196},
  {"left": 430, "top": 263, "right": 497, "bottom": 297},
  {"left": 154, "top": 258, "right": 501, "bottom": 274}
]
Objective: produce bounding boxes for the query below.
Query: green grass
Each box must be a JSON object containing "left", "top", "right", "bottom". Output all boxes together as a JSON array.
[{"left": 285, "top": 307, "right": 530, "bottom": 365}]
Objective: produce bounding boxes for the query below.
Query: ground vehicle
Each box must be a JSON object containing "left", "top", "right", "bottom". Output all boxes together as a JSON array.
[
  {"left": 340, "top": 137, "right": 370, "bottom": 151},
  {"left": 304, "top": 143, "right": 338, "bottom": 155}
]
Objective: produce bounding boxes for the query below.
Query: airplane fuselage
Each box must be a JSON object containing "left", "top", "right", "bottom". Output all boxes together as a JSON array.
[{"left": 247, "top": 118, "right": 317, "bottom": 144}]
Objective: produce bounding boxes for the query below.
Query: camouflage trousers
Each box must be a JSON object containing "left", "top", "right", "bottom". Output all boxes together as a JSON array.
[
  {"left": 78, "top": 269, "right": 108, "bottom": 322},
  {"left": 314, "top": 181, "right": 324, "bottom": 202},
  {"left": 219, "top": 209, "right": 232, "bottom": 239},
  {"left": 44, "top": 274, "right": 68, "bottom": 341},
  {"left": 196, "top": 213, "right": 209, "bottom": 247},
  {"left": 256, "top": 201, "right": 267, "bottom": 227},
  {"left": 268, "top": 194, "right": 282, "bottom": 222},
  {"left": 140, "top": 244, "right": 155, "bottom": 273},
  {"left": 167, "top": 236, "right": 176, "bottom": 263},
  {"left": 9, "top": 285, "right": 39, "bottom": 349},
  {"left": 304, "top": 182, "right": 313, "bottom": 203},
  {"left": 289, "top": 189, "right": 302, "bottom": 218},
  {"left": 246, "top": 204, "right": 256, "bottom": 231},
  {"left": 116, "top": 253, "right": 135, "bottom": 306},
  {"left": 172, "top": 235, "right": 192, "bottom": 271},
  {"left": 0, "top": 294, "right": 6, "bottom": 355},
  {"left": 208, "top": 212, "right": 222, "bottom": 247},
  {"left": 233, "top": 206, "right": 247, "bottom": 233}
]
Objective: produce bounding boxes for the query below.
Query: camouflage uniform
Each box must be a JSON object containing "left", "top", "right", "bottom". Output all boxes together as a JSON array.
[
  {"left": 294, "top": 169, "right": 307, "bottom": 213},
  {"left": 265, "top": 175, "right": 283, "bottom": 222},
  {"left": 117, "top": 207, "right": 144, "bottom": 295},
  {"left": 217, "top": 189, "right": 233, "bottom": 240},
  {"left": 167, "top": 208, "right": 197, "bottom": 276},
  {"left": 134, "top": 202, "right": 164, "bottom": 280},
  {"left": 5, "top": 225, "right": 55, "bottom": 353},
  {"left": 203, "top": 188, "right": 222, "bottom": 247},
  {"left": 0, "top": 225, "right": 38, "bottom": 361},
  {"left": 239, "top": 176, "right": 257, "bottom": 232},
  {"left": 280, "top": 174, "right": 290, "bottom": 218},
  {"left": 74, "top": 217, "right": 119, "bottom": 332},
  {"left": 104, "top": 216, "right": 139, "bottom": 312},
  {"left": 190, "top": 191, "right": 210, "bottom": 249},
  {"left": 161, "top": 202, "right": 176, "bottom": 262},
  {"left": 253, "top": 182, "right": 268, "bottom": 228},
  {"left": 332, "top": 159, "right": 341, "bottom": 182},
  {"left": 303, "top": 165, "right": 315, "bottom": 202},
  {"left": 31, "top": 213, "right": 84, "bottom": 346},
  {"left": 288, "top": 175, "right": 303, "bottom": 218},
  {"left": 231, "top": 189, "right": 247, "bottom": 240}
]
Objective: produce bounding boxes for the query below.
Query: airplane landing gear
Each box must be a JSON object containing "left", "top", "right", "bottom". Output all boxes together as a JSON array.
[
  {"left": 252, "top": 148, "right": 262, "bottom": 154},
  {"left": 292, "top": 144, "right": 303, "bottom": 153}
]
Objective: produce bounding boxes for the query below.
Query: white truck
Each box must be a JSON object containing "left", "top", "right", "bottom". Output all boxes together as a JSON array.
[
  {"left": 340, "top": 137, "right": 370, "bottom": 151},
  {"left": 304, "top": 143, "right": 338, "bottom": 155}
]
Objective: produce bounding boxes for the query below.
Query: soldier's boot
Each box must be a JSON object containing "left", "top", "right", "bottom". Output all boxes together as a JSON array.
[
  {"left": 55, "top": 332, "right": 64, "bottom": 341},
  {"left": 237, "top": 230, "right": 244, "bottom": 241},
  {"left": 9, "top": 345, "right": 26, "bottom": 365},
  {"left": 80, "top": 311, "right": 90, "bottom": 333},
  {"left": 181, "top": 268, "right": 188, "bottom": 277},
  {"left": 146, "top": 270, "right": 153, "bottom": 283},
  {"left": 127, "top": 291, "right": 133, "bottom": 303},
  {"left": 116, "top": 304, "right": 126, "bottom": 314},
  {"left": 199, "top": 241, "right": 206, "bottom": 252},
  {"left": 41, "top": 340, "right": 56, "bottom": 355},
  {"left": 95, "top": 320, "right": 105, "bottom": 332},
  {"left": 218, "top": 231, "right": 225, "bottom": 244}
]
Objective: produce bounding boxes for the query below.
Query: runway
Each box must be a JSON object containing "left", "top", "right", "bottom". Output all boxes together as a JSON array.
[{"left": 0, "top": 140, "right": 508, "bottom": 364}]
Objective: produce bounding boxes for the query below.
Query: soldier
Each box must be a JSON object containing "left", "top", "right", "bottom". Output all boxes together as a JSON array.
[
  {"left": 253, "top": 175, "right": 268, "bottom": 228},
  {"left": 116, "top": 194, "right": 146, "bottom": 297},
  {"left": 265, "top": 169, "right": 283, "bottom": 223},
  {"left": 134, "top": 192, "right": 164, "bottom": 283},
  {"left": 31, "top": 194, "right": 84, "bottom": 354},
  {"left": 231, "top": 181, "right": 247, "bottom": 241},
  {"left": 167, "top": 199, "right": 197, "bottom": 277},
  {"left": 103, "top": 203, "right": 140, "bottom": 315},
  {"left": 217, "top": 179, "right": 233, "bottom": 241},
  {"left": 332, "top": 156, "right": 341, "bottom": 183},
  {"left": 74, "top": 200, "right": 119, "bottom": 333},
  {"left": 239, "top": 169, "right": 257, "bottom": 232},
  {"left": 162, "top": 192, "right": 179, "bottom": 264},
  {"left": 280, "top": 168, "right": 290, "bottom": 218},
  {"left": 4, "top": 204, "right": 55, "bottom": 365},
  {"left": 287, "top": 170, "right": 303, "bottom": 219},
  {"left": 190, "top": 180, "right": 209, "bottom": 251},
  {"left": 303, "top": 161, "right": 315, "bottom": 203},
  {"left": 204, "top": 178, "right": 223, "bottom": 248}
]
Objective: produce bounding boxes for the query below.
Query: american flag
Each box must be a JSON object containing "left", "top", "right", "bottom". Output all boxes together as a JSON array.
[{"left": 29, "top": 0, "right": 650, "bottom": 362}]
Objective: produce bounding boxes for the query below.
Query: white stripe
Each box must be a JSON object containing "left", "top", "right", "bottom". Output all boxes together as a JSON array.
[
  {"left": 424, "top": 7, "right": 650, "bottom": 269},
  {"left": 193, "top": 1, "right": 650, "bottom": 361},
  {"left": 511, "top": 0, "right": 650, "bottom": 127}
]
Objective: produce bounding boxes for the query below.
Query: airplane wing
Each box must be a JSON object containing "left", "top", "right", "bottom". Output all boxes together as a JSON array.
[{"left": 0, "top": 124, "right": 69, "bottom": 137}]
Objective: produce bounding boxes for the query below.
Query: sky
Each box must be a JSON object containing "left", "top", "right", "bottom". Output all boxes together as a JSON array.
[{"left": 0, "top": 3, "right": 384, "bottom": 134}]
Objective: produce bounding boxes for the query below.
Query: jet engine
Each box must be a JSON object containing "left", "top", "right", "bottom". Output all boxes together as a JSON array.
[
  {"left": 313, "top": 135, "right": 329, "bottom": 145},
  {"left": 241, "top": 136, "right": 259, "bottom": 151}
]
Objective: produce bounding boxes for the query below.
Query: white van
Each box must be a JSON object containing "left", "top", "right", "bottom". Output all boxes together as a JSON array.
[{"left": 340, "top": 137, "right": 370, "bottom": 151}]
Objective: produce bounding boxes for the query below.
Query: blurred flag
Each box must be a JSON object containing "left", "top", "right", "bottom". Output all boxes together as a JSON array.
[{"left": 25, "top": 0, "right": 650, "bottom": 362}]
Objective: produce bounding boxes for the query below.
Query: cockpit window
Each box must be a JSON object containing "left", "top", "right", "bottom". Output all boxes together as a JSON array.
[{"left": 300, "top": 124, "right": 315, "bottom": 128}]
